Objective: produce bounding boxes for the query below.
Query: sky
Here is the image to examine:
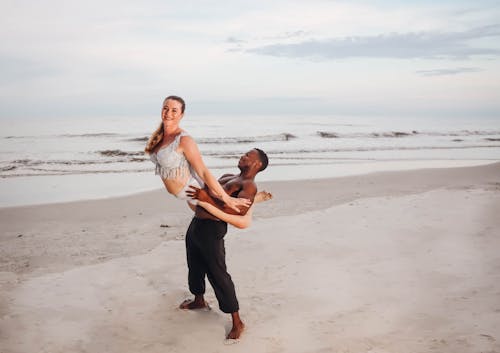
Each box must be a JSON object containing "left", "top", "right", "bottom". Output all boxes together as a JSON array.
[{"left": 1, "top": 0, "right": 500, "bottom": 119}]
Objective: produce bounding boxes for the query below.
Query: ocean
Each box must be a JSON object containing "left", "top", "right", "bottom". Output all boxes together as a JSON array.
[{"left": 1, "top": 114, "right": 499, "bottom": 207}]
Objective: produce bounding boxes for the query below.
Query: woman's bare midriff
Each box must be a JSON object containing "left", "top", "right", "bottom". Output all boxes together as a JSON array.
[{"left": 162, "top": 176, "right": 189, "bottom": 195}]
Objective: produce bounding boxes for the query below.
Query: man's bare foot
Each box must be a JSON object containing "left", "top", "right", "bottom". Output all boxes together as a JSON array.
[
  {"left": 227, "top": 321, "right": 245, "bottom": 340},
  {"left": 227, "top": 312, "right": 245, "bottom": 340},
  {"left": 255, "top": 190, "right": 272, "bottom": 203},
  {"left": 179, "top": 298, "right": 209, "bottom": 310}
]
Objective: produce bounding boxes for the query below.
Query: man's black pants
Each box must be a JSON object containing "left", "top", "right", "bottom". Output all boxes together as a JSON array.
[{"left": 185, "top": 217, "right": 239, "bottom": 313}]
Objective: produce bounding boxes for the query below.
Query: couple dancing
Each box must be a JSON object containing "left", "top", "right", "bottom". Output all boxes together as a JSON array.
[{"left": 145, "top": 96, "right": 271, "bottom": 340}]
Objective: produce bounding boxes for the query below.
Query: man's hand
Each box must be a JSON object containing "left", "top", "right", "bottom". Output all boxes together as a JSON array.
[{"left": 186, "top": 185, "right": 212, "bottom": 203}]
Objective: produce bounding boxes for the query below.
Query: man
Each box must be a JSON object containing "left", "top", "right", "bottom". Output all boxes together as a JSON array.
[{"left": 179, "top": 148, "right": 269, "bottom": 340}]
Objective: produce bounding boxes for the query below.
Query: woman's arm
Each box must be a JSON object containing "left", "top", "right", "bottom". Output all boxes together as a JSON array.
[
  {"left": 197, "top": 201, "right": 253, "bottom": 229},
  {"left": 181, "top": 136, "right": 249, "bottom": 212}
]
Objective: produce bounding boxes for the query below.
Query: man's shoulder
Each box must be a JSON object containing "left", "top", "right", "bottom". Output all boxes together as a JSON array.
[
  {"left": 220, "top": 173, "right": 236, "bottom": 178},
  {"left": 241, "top": 178, "right": 256, "bottom": 186},
  {"left": 241, "top": 178, "right": 257, "bottom": 191}
]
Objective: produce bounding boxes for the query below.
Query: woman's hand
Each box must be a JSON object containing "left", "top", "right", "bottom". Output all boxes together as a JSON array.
[{"left": 222, "top": 194, "right": 252, "bottom": 213}]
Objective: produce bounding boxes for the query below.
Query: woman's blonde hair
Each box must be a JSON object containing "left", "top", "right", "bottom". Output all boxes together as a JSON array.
[
  {"left": 144, "top": 122, "right": 164, "bottom": 153},
  {"left": 144, "top": 95, "right": 186, "bottom": 154}
]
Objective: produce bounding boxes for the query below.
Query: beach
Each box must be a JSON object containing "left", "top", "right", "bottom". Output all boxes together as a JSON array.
[{"left": 1, "top": 162, "right": 500, "bottom": 353}]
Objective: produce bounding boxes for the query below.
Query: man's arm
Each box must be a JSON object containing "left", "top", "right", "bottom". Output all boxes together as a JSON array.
[{"left": 187, "top": 181, "right": 257, "bottom": 216}]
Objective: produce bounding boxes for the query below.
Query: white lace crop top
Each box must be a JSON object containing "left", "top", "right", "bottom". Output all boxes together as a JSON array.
[{"left": 150, "top": 131, "right": 192, "bottom": 180}]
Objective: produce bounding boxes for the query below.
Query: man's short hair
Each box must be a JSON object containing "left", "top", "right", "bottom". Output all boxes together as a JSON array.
[{"left": 254, "top": 148, "right": 268, "bottom": 171}]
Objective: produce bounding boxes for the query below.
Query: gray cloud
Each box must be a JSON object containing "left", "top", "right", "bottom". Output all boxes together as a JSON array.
[
  {"left": 226, "top": 37, "right": 246, "bottom": 44},
  {"left": 416, "top": 67, "right": 483, "bottom": 77},
  {"left": 262, "top": 30, "right": 309, "bottom": 41},
  {"left": 226, "top": 30, "right": 307, "bottom": 46},
  {"left": 246, "top": 24, "right": 500, "bottom": 60}
]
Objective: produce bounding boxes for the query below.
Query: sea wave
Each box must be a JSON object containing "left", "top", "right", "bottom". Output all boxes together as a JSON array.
[
  {"left": 123, "top": 133, "right": 297, "bottom": 144},
  {"left": 3, "top": 132, "right": 121, "bottom": 140},
  {"left": 197, "top": 133, "right": 296, "bottom": 144},
  {"left": 317, "top": 130, "right": 500, "bottom": 139},
  {"left": 98, "top": 149, "right": 145, "bottom": 157},
  {"left": 3, "top": 143, "right": 498, "bottom": 169},
  {"left": 276, "top": 144, "right": 500, "bottom": 154},
  {"left": 2, "top": 156, "right": 148, "bottom": 169},
  {"left": 4, "top": 136, "right": 28, "bottom": 139},
  {"left": 126, "top": 136, "right": 149, "bottom": 142},
  {"left": 3, "top": 155, "right": 498, "bottom": 178},
  {"left": 0, "top": 168, "right": 152, "bottom": 178},
  {"left": 205, "top": 144, "right": 500, "bottom": 158},
  {"left": 59, "top": 133, "right": 119, "bottom": 138}
]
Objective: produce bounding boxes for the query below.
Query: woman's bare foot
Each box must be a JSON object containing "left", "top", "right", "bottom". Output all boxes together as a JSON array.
[
  {"left": 179, "top": 296, "right": 209, "bottom": 310},
  {"left": 254, "top": 190, "right": 272, "bottom": 203}
]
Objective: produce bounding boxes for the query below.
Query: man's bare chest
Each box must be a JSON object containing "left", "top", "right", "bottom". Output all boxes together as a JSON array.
[{"left": 220, "top": 176, "right": 243, "bottom": 196}]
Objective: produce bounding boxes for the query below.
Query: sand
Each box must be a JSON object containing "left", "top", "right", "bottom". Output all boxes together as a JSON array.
[{"left": 1, "top": 163, "right": 499, "bottom": 353}]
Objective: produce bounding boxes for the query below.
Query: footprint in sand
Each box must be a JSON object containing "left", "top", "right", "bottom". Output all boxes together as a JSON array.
[{"left": 479, "top": 334, "right": 495, "bottom": 342}]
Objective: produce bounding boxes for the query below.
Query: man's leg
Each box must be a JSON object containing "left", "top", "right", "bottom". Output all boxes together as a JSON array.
[
  {"left": 205, "top": 240, "right": 239, "bottom": 313},
  {"left": 180, "top": 218, "right": 209, "bottom": 309},
  {"left": 202, "top": 221, "right": 244, "bottom": 339}
]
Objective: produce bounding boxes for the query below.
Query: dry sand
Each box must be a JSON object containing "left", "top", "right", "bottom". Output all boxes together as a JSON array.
[{"left": 1, "top": 163, "right": 500, "bottom": 353}]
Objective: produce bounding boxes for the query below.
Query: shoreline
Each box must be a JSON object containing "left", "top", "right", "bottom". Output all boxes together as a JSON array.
[{"left": 0, "top": 159, "right": 497, "bottom": 208}]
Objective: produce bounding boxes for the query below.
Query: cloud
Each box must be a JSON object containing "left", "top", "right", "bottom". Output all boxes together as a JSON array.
[
  {"left": 226, "top": 37, "right": 246, "bottom": 44},
  {"left": 246, "top": 24, "right": 500, "bottom": 60},
  {"left": 416, "top": 67, "right": 483, "bottom": 76},
  {"left": 226, "top": 30, "right": 308, "bottom": 45},
  {"left": 262, "top": 30, "right": 309, "bottom": 41}
]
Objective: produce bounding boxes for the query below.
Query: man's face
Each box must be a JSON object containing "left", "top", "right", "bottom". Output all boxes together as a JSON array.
[{"left": 238, "top": 149, "right": 260, "bottom": 170}]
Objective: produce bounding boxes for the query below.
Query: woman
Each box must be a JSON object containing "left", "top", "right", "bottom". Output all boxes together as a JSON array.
[{"left": 145, "top": 96, "right": 249, "bottom": 212}]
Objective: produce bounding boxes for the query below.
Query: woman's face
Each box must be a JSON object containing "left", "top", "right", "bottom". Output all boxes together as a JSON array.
[{"left": 162, "top": 99, "right": 184, "bottom": 124}]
